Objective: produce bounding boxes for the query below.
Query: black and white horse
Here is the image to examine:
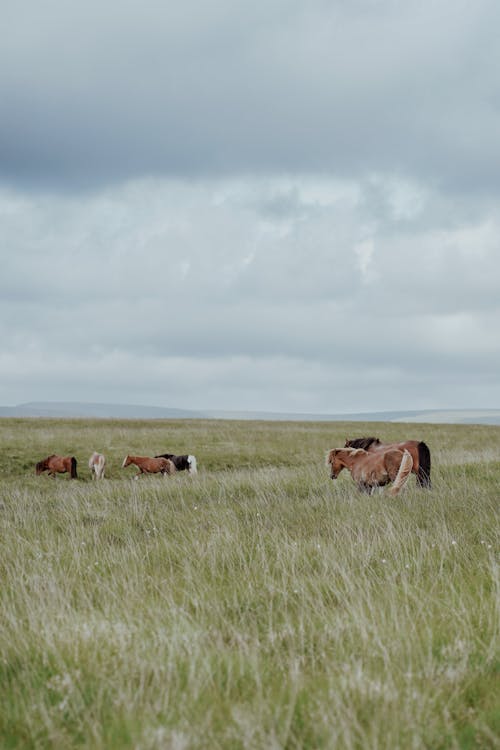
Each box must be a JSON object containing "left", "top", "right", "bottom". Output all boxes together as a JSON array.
[{"left": 155, "top": 453, "right": 197, "bottom": 474}]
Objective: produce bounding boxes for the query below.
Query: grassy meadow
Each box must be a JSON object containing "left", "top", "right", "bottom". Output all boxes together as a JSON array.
[{"left": 0, "top": 418, "right": 498, "bottom": 749}]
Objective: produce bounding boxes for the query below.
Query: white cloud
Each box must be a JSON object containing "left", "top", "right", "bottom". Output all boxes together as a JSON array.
[{"left": 1, "top": 174, "right": 499, "bottom": 411}]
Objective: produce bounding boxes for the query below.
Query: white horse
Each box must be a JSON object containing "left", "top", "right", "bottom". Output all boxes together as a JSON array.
[{"left": 89, "top": 451, "right": 106, "bottom": 479}]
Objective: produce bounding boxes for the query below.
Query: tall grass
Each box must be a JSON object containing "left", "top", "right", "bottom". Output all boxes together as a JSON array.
[{"left": 0, "top": 419, "right": 498, "bottom": 749}]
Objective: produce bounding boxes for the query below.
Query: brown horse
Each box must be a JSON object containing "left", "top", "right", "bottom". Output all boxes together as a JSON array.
[
  {"left": 35, "top": 454, "right": 78, "bottom": 479},
  {"left": 344, "top": 437, "right": 431, "bottom": 488},
  {"left": 326, "top": 447, "right": 413, "bottom": 495},
  {"left": 121, "top": 455, "right": 176, "bottom": 478}
]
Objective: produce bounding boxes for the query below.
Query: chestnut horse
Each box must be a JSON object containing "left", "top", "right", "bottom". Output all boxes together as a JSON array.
[
  {"left": 344, "top": 437, "right": 431, "bottom": 488},
  {"left": 121, "top": 455, "right": 176, "bottom": 478},
  {"left": 155, "top": 453, "right": 198, "bottom": 474},
  {"left": 326, "top": 447, "right": 413, "bottom": 495},
  {"left": 89, "top": 451, "right": 106, "bottom": 479},
  {"left": 35, "top": 454, "right": 78, "bottom": 479}
]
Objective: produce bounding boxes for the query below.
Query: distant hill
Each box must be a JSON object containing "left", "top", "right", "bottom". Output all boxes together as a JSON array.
[
  {"left": 0, "top": 401, "right": 204, "bottom": 419},
  {"left": 1, "top": 402, "right": 500, "bottom": 424}
]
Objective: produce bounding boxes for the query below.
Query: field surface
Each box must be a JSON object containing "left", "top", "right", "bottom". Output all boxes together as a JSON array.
[{"left": 0, "top": 418, "right": 499, "bottom": 749}]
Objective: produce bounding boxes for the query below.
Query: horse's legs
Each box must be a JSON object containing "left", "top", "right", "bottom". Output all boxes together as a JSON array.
[{"left": 357, "top": 481, "right": 372, "bottom": 494}]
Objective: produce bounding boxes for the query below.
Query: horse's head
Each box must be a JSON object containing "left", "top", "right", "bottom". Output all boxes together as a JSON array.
[
  {"left": 35, "top": 459, "right": 46, "bottom": 475},
  {"left": 326, "top": 448, "right": 367, "bottom": 479},
  {"left": 325, "top": 449, "right": 345, "bottom": 480},
  {"left": 122, "top": 455, "right": 131, "bottom": 468}
]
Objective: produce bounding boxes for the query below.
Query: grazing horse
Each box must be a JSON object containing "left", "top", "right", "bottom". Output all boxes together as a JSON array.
[
  {"left": 326, "top": 447, "right": 413, "bottom": 496},
  {"left": 121, "top": 455, "right": 176, "bottom": 479},
  {"left": 89, "top": 452, "right": 106, "bottom": 479},
  {"left": 155, "top": 453, "right": 198, "bottom": 474},
  {"left": 344, "top": 436, "right": 431, "bottom": 488},
  {"left": 35, "top": 454, "right": 78, "bottom": 479}
]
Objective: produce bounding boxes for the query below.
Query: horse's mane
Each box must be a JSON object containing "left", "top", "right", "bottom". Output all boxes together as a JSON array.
[
  {"left": 345, "top": 437, "right": 381, "bottom": 450},
  {"left": 326, "top": 447, "right": 367, "bottom": 465}
]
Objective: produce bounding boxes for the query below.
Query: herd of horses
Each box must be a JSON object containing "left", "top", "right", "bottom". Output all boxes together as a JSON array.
[
  {"left": 35, "top": 452, "right": 198, "bottom": 480},
  {"left": 35, "top": 435, "right": 431, "bottom": 496}
]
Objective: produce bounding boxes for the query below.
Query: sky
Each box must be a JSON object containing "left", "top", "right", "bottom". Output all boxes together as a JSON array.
[{"left": 1, "top": 0, "right": 499, "bottom": 414}]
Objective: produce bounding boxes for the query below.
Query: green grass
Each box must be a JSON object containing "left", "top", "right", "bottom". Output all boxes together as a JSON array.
[{"left": 0, "top": 419, "right": 499, "bottom": 749}]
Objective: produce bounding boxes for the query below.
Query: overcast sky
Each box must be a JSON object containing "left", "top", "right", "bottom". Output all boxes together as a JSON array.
[{"left": 1, "top": 0, "right": 499, "bottom": 414}]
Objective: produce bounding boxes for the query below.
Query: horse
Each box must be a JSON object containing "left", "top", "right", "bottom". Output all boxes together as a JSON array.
[
  {"left": 155, "top": 453, "right": 198, "bottom": 474},
  {"left": 35, "top": 454, "right": 78, "bottom": 479},
  {"left": 344, "top": 436, "right": 431, "bottom": 488},
  {"left": 121, "top": 455, "right": 176, "bottom": 479},
  {"left": 89, "top": 451, "right": 106, "bottom": 479},
  {"left": 326, "top": 447, "right": 413, "bottom": 496}
]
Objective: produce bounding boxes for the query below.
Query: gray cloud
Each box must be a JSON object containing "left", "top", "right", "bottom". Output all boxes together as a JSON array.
[{"left": 2, "top": 1, "right": 500, "bottom": 191}]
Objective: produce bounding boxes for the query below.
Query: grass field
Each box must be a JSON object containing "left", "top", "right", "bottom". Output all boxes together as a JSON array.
[{"left": 0, "top": 418, "right": 498, "bottom": 749}]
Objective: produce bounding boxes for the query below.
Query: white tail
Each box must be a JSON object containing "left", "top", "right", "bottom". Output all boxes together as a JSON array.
[{"left": 388, "top": 450, "right": 413, "bottom": 496}]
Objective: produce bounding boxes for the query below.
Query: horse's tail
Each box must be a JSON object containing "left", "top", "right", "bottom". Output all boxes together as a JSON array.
[
  {"left": 187, "top": 455, "right": 197, "bottom": 474},
  {"left": 388, "top": 450, "right": 413, "bottom": 496},
  {"left": 416, "top": 441, "right": 431, "bottom": 488},
  {"left": 95, "top": 454, "right": 105, "bottom": 479},
  {"left": 70, "top": 457, "right": 78, "bottom": 479}
]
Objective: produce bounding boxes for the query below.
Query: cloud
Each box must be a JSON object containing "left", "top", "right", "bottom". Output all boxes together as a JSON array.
[
  {"left": 1, "top": 0, "right": 500, "bottom": 190},
  {"left": 1, "top": 2, "right": 499, "bottom": 412},
  {"left": 1, "top": 175, "right": 499, "bottom": 411}
]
